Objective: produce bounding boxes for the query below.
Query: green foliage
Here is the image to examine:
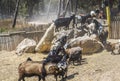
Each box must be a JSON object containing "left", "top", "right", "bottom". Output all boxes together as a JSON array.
[
  {"left": 77, "top": 0, "right": 119, "bottom": 11},
  {"left": 0, "top": 0, "right": 119, "bottom": 19},
  {"left": 0, "top": 28, "right": 8, "bottom": 33},
  {"left": 0, "top": 0, "right": 43, "bottom": 18}
]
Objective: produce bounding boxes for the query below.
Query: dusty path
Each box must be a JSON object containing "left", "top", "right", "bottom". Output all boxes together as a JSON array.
[{"left": 1, "top": 49, "right": 120, "bottom": 81}]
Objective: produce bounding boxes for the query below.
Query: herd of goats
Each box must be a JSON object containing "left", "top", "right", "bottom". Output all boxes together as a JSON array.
[{"left": 18, "top": 11, "right": 119, "bottom": 81}]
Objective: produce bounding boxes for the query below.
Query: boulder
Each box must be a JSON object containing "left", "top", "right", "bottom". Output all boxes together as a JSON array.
[
  {"left": 90, "top": 34, "right": 100, "bottom": 41},
  {"left": 67, "top": 36, "right": 104, "bottom": 54},
  {"left": 35, "top": 23, "right": 55, "bottom": 52},
  {"left": 16, "top": 38, "right": 36, "bottom": 55}
]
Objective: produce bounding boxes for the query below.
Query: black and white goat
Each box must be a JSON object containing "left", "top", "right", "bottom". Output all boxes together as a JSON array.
[{"left": 86, "top": 18, "right": 103, "bottom": 36}]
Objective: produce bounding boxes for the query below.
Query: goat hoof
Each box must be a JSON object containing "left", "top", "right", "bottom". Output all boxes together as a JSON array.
[{"left": 65, "top": 76, "right": 67, "bottom": 78}]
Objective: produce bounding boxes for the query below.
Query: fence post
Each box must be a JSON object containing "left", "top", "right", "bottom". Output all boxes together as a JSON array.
[{"left": 106, "top": 6, "right": 111, "bottom": 38}]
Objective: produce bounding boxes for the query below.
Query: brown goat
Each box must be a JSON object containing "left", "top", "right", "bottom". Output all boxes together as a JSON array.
[
  {"left": 65, "top": 46, "right": 82, "bottom": 65},
  {"left": 18, "top": 58, "right": 67, "bottom": 81},
  {"left": 18, "top": 59, "right": 43, "bottom": 81}
]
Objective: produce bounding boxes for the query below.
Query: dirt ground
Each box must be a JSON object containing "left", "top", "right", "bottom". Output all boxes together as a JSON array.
[{"left": 0, "top": 39, "right": 120, "bottom": 81}]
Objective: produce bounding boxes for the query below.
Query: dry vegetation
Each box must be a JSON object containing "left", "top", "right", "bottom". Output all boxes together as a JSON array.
[
  {"left": 1, "top": 39, "right": 120, "bottom": 81},
  {"left": 0, "top": 19, "right": 31, "bottom": 33}
]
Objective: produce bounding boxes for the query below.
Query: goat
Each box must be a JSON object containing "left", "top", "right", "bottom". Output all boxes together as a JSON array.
[
  {"left": 18, "top": 58, "right": 42, "bottom": 81},
  {"left": 43, "top": 35, "right": 67, "bottom": 64},
  {"left": 57, "top": 54, "right": 68, "bottom": 80},
  {"left": 55, "top": 35, "right": 67, "bottom": 47},
  {"left": 98, "top": 29, "right": 108, "bottom": 45},
  {"left": 87, "top": 22, "right": 96, "bottom": 36},
  {"left": 18, "top": 57, "right": 67, "bottom": 81},
  {"left": 64, "top": 46, "right": 82, "bottom": 65},
  {"left": 75, "top": 13, "right": 93, "bottom": 27},
  {"left": 86, "top": 18, "right": 104, "bottom": 36},
  {"left": 54, "top": 14, "right": 75, "bottom": 32},
  {"left": 105, "top": 41, "right": 120, "bottom": 55},
  {"left": 43, "top": 44, "right": 65, "bottom": 64}
]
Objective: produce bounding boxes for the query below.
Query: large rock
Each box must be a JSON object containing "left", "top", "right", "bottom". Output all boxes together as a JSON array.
[
  {"left": 67, "top": 36, "right": 104, "bottom": 54},
  {"left": 16, "top": 38, "right": 36, "bottom": 55},
  {"left": 35, "top": 23, "right": 55, "bottom": 52},
  {"left": 90, "top": 34, "right": 100, "bottom": 41}
]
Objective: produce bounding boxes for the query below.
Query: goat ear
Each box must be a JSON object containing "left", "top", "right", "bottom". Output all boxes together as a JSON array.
[{"left": 27, "top": 57, "right": 32, "bottom": 61}]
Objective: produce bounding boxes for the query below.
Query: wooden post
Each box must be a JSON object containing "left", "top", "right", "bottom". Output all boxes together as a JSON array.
[
  {"left": 68, "top": 0, "right": 72, "bottom": 15},
  {"left": 12, "top": 0, "right": 20, "bottom": 28},
  {"left": 63, "top": 0, "right": 66, "bottom": 10},
  {"left": 106, "top": 6, "right": 111, "bottom": 38},
  {"left": 57, "top": 0, "right": 62, "bottom": 18}
]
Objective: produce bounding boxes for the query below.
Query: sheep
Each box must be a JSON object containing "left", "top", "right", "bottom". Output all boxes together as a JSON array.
[
  {"left": 64, "top": 46, "right": 82, "bottom": 65},
  {"left": 54, "top": 14, "right": 75, "bottom": 32},
  {"left": 18, "top": 57, "right": 68, "bottom": 81}
]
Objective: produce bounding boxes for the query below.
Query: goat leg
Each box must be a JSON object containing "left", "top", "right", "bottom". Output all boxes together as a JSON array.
[
  {"left": 67, "top": 26, "right": 69, "bottom": 30},
  {"left": 22, "top": 77, "right": 25, "bottom": 81},
  {"left": 65, "top": 68, "right": 68, "bottom": 78},
  {"left": 79, "top": 54, "right": 82, "bottom": 65},
  {"left": 38, "top": 76, "right": 41, "bottom": 81},
  {"left": 18, "top": 78, "right": 21, "bottom": 81},
  {"left": 111, "top": 50, "right": 115, "bottom": 55},
  {"left": 18, "top": 76, "right": 25, "bottom": 81},
  {"left": 73, "top": 61, "right": 76, "bottom": 66},
  {"left": 42, "top": 76, "right": 46, "bottom": 81},
  {"left": 54, "top": 75, "right": 58, "bottom": 81},
  {"left": 55, "top": 27, "right": 58, "bottom": 32}
]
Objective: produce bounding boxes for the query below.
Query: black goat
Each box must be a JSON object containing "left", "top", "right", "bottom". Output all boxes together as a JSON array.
[
  {"left": 75, "top": 14, "right": 92, "bottom": 27},
  {"left": 43, "top": 35, "right": 67, "bottom": 64},
  {"left": 54, "top": 14, "right": 75, "bottom": 31}
]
